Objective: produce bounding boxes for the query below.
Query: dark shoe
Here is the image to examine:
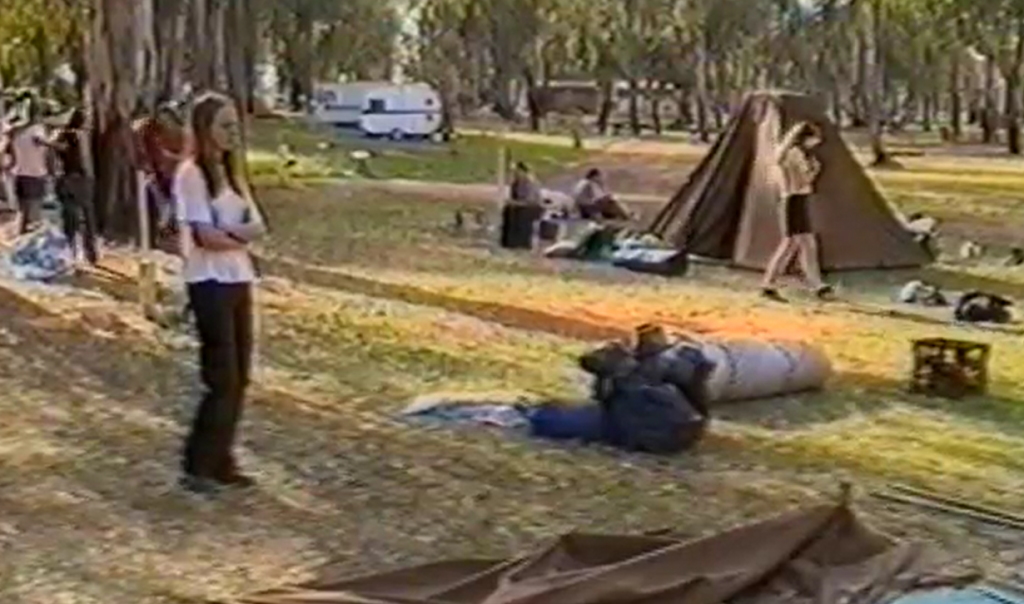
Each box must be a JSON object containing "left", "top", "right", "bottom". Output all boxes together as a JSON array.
[
  {"left": 815, "top": 285, "right": 836, "bottom": 301},
  {"left": 179, "top": 474, "right": 223, "bottom": 496},
  {"left": 760, "top": 288, "right": 787, "bottom": 302},
  {"left": 215, "top": 472, "right": 257, "bottom": 489}
]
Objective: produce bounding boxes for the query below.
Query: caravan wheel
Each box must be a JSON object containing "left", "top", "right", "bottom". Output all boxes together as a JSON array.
[{"left": 389, "top": 129, "right": 406, "bottom": 141}]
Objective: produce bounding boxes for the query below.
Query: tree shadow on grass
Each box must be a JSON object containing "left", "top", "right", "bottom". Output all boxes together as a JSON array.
[
  {"left": 0, "top": 287, "right": 819, "bottom": 603},
  {"left": 714, "top": 361, "right": 1024, "bottom": 444}
]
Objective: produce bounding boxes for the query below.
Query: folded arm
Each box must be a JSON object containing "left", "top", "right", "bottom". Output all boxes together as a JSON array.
[{"left": 190, "top": 222, "right": 247, "bottom": 250}]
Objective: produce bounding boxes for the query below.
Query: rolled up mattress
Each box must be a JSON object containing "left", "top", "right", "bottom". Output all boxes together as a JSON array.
[{"left": 699, "top": 339, "right": 832, "bottom": 403}]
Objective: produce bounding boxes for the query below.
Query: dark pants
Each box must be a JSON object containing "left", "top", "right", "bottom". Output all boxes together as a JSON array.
[
  {"left": 579, "top": 196, "right": 630, "bottom": 221},
  {"left": 14, "top": 175, "right": 46, "bottom": 234},
  {"left": 183, "top": 281, "right": 254, "bottom": 479},
  {"left": 57, "top": 174, "right": 99, "bottom": 264},
  {"left": 144, "top": 178, "right": 169, "bottom": 248}
]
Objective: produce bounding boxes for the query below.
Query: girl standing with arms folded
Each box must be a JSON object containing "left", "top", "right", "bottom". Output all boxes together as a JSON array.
[{"left": 174, "top": 92, "right": 266, "bottom": 495}]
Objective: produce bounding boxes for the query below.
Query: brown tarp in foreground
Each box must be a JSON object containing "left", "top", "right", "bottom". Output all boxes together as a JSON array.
[
  {"left": 236, "top": 503, "right": 977, "bottom": 604},
  {"left": 648, "top": 91, "right": 931, "bottom": 271}
]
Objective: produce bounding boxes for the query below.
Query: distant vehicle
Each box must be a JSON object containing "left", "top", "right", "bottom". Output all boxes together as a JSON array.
[{"left": 311, "top": 82, "right": 444, "bottom": 140}]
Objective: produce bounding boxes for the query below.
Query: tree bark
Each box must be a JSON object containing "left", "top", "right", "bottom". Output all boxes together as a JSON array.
[
  {"left": 1008, "top": 16, "right": 1024, "bottom": 155},
  {"left": 982, "top": 54, "right": 997, "bottom": 143},
  {"left": 649, "top": 81, "right": 663, "bottom": 135},
  {"left": 88, "top": 0, "right": 141, "bottom": 242},
  {"left": 695, "top": 32, "right": 710, "bottom": 143},
  {"left": 864, "top": 0, "right": 891, "bottom": 165},
  {"left": 949, "top": 47, "right": 962, "bottom": 140},
  {"left": 597, "top": 78, "right": 614, "bottom": 135},
  {"left": 628, "top": 79, "right": 641, "bottom": 136},
  {"left": 523, "top": 67, "right": 542, "bottom": 132}
]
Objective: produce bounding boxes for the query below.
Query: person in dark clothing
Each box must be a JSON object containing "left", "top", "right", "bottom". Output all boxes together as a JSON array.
[
  {"left": 52, "top": 109, "right": 99, "bottom": 265},
  {"left": 174, "top": 93, "right": 266, "bottom": 495},
  {"left": 508, "top": 162, "right": 542, "bottom": 205}
]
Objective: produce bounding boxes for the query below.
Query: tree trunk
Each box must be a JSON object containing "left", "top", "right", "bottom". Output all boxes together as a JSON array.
[
  {"left": 865, "top": 0, "right": 891, "bottom": 165},
  {"left": 949, "top": 48, "right": 962, "bottom": 140},
  {"left": 225, "top": 0, "right": 250, "bottom": 118},
  {"left": 982, "top": 53, "right": 998, "bottom": 143},
  {"left": 675, "top": 86, "right": 694, "bottom": 129},
  {"left": 830, "top": 78, "right": 843, "bottom": 126},
  {"left": 523, "top": 67, "right": 542, "bottom": 132},
  {"left": 1008, "top": 16, "right": 1024, "bottom": 155},
  {"left": 851, "top": 24, "right": 869, "bottom": 128},
  {"left": 191, "top": 0, "right": 214, "bottom": 89},
  {"left": 649, "top": 81, "right": 663, "bottom": 135},
  {"left": 695, "top": 33, "right": 711, "bottom": 142},
  {"left": 628, "top": 79, "right": 641, "bottom": 136},
  {"left": 136, "top": 0, "right": 157, "bottom": 112},
  {"left": 597, "top": 78, "right": 614, "bottom": 135},
  {"left": 922, "top": 94, "right": 933, "bottom": 132},
  {"left": 88, "top": 0, "right": 141, "bottom": 242}
]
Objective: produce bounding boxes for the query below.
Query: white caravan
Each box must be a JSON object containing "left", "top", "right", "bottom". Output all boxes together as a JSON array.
[{"left": 311, "top": 82, "right": 443, "bottom": 139}]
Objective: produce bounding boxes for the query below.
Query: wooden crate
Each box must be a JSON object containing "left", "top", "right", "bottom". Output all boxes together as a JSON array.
[{"left": 910, "top": 337, "right": 991, "bottom": 399}]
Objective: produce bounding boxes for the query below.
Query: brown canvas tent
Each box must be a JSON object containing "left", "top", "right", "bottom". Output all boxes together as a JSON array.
[
  {"left": 648, "top": 91, "right": 931, "bottom": 271},
  {"left": 236, "top": 502, "right": 976, "bottom": 604}
]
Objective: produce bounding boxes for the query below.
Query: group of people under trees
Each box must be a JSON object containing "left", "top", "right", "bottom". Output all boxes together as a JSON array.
[
  {"left": 1, "top": 91, "right": 265, "bottom": 497},
  {"left": 0, "top": 97, "right": 190, "bottom": 264},
  {"left": 505, "top": 121, "right": 834, "bottom": 302}
]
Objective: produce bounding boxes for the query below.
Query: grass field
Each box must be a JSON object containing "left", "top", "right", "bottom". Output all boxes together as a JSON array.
[{"left": 4, "top": 119, "right": 1024, "bottom": 602}]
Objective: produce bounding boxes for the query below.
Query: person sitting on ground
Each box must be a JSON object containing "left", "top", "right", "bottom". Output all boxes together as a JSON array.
[
  {"left": 760, "top": 122, "right": 834, "bottom": 302},
  {"left": 572, "top": 168, "right": 632, "bottom": 221},
  {"left": 508, "top": 161, "right": 542, "bottom": 205}
]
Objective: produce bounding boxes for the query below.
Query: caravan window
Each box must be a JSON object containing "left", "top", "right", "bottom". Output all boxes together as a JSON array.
[{"left": 366, "top": 98, "right": 387, "bottom": 114}]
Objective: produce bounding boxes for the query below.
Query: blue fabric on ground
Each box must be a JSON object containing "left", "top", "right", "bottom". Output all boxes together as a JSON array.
[
  {"left": 7, "top": 226, "right": 73, "bottom": 281},
  {"left": 893, "top": 587, "right": 1024, "bottom": 604},
  {"left": 402, "top": 403, "right": 530, "bottom": 429},
  {"left": 527, "top": 404, "right": 605, "bottom": 442}
]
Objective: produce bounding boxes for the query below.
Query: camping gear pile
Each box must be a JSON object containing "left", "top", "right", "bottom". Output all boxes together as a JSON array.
[
  {"left": 530, "top": 324, "right": 712, "bottom": 454},
  {"left": 900, "top": 280, "right": 949, "bottom": 307},
  {"left": 402, "top": 325, "right": 713, "bottom": 455},
  {"left": 237, "top": 498, "right": 980, "bottom": 604},
  {"left": 5, "top": 224, "right": 73, "bottom": 281},
  {"left": 701, "top": 338, "right": 832, "bottom": 403},
  {"left": 899, "top": 282, "right": 1015, "bottom": 325},
  {"left": 955, "top": 292, "right": 1014, "bottom": 324},
  {"left": 543, "top": 224, "right": 690, "bottom": 277}
]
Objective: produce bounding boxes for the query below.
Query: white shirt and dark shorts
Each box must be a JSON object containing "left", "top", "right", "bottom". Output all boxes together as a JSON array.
[
  {"left": 173, "top": 159, "right": 264, "bottom": 484},
  {"left": 10, "top": 123, "right": 49, "bottom": 233},
  {"left": 778, "top": 146, "right": 819, "bottom": 237}
]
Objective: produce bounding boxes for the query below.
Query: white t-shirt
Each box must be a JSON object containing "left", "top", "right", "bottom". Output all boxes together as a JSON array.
[
  {"left": 11, "top": 123, "right": 48, "bottom": 178},
  {"left": 174, "top": 160, "right": 263, "bottom": 284}
]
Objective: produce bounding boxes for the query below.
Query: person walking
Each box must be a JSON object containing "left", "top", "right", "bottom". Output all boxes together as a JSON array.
[
  {"left": 53, "top": 108, "right": 99, "bottom": 265},
  {"left": 7, "top": 99, "right": 50, "bottom": 234},
  {"left": 174, "top": 92, "right": 266, "bottom": 495},
  {"left": 760, "top": 122, "right": 834, "bottom": 302}
]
